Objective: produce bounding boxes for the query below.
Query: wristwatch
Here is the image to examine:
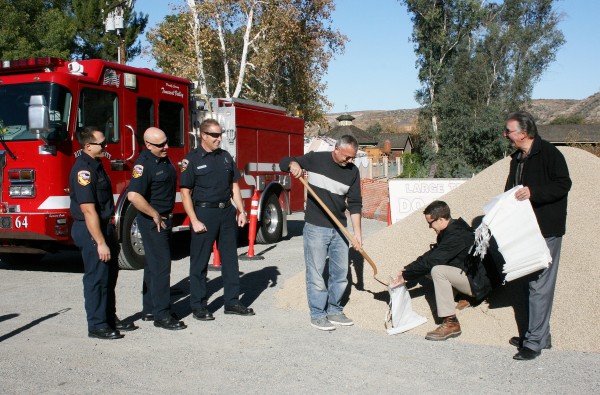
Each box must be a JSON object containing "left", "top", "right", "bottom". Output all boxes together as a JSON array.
[{"left": 240, "top": 211, "right": 248, "bottom": 216}]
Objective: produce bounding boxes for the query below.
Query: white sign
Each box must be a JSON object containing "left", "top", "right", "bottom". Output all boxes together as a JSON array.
[{"left": 388, "top": 179, "right": 467, "bottom": 224}]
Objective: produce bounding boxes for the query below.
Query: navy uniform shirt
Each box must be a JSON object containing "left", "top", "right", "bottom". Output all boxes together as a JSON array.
[
  {"left": 69, "top": 153, "right": 114, "bottom": 221},
  {"left": 179, "top": 146, "right": 241, "bottom": 203},
  {"left": 127, "top": 149, "right": 177, "bottom": 214}
]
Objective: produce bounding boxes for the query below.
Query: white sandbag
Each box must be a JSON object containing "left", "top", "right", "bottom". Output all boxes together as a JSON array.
[
  {"left": 385, "top": 284, "right": 427, "bottom": 335},
  {"left": 475, "top": 186, "right": 551, "bottom": 282}
]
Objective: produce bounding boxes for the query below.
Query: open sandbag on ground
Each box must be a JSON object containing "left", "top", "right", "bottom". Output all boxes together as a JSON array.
[{"left": 277, "top": 147, "right": 600, "bottom": 353}]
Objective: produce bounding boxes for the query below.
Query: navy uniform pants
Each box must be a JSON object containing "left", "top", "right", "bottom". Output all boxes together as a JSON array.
[
  {"left": 189, "top": 204, "right": 240, "bottom": 309},
  {"left": 139, "top": 214, "right": 173, "bottom": 321},
  {"left": 72, "top": 220, "right": 118, "bottom": 331}
]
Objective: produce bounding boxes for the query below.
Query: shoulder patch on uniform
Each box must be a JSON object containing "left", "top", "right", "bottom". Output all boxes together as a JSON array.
[
  {"left": 132, "top": 164, "right": 144, "bottom": 178},
  {"left": 77, "top": 170, "right": 91, "bottom": 186},
  {"left": 181, "top": 159, "right": 189, "bottom": 172}
]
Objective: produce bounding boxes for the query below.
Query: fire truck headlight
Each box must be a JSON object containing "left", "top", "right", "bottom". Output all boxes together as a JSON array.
[
  {"left": 9, "top": 185, "right": 36, "bottom": 198},
  {"left": 8, "top": 185, "right": 21, "bottom": 196}
]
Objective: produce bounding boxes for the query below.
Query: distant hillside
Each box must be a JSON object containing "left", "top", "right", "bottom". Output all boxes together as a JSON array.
[
  {"left": 314, "top": 92, "right": 600, "bottom": 135},
  {"left": 527, "top": 92, "right": 600, "bottom": 124},
  {"left": 326, "top": 109, "right": 419, "bottom": 132}
]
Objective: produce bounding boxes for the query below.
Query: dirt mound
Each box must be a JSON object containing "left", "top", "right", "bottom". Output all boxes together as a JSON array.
[{"left": 277, "top": 147, "right": 600, "bottom": 352}]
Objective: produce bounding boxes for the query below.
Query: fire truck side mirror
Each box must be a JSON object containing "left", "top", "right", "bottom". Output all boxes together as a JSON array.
[{"left": 28, "top": 95, "right": 50, "bottom": 135}]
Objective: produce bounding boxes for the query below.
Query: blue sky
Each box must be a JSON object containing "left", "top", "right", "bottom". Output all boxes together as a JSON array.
[{"left": 130, "top": 0, "right": 600, "bottom": 113}]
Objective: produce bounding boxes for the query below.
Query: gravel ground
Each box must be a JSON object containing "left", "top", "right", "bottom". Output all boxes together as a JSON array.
[
  {"left": 1, "top": 158, "right": 599, "bottom": 393},
  {"left": 281, "top": 147, "right": 600, "bottom": 353}
]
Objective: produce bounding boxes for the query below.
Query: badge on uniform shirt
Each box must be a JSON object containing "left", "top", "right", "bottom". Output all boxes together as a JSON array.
[
  {"left": 181, "top": 159, "right": 189, "bottom": 172},
  {"left": 77, "top": 170, "right": 91, "bottom": 186},
  {"left": 132, "top": 164, "right": 144, "bottom": 178}
]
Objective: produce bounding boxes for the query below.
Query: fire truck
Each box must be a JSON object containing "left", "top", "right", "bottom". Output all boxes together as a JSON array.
[{"left": 0, "top": 57, "right": 304, "bottom": 269}]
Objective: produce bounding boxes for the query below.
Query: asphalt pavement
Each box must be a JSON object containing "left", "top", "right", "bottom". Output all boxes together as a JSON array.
[{"left": 0, "top": 212, "right": 598, "bottom": 394}]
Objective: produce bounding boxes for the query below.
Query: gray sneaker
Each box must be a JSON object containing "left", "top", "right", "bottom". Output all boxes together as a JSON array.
[
  {"left": 327, "top": 313, "right": 354, "bottom": 326},
  {"left": 310, "top": 317, "right": 336, "bottom": 331}
]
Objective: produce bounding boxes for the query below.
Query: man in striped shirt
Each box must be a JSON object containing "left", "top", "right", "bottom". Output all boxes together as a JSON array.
[{"left": 280, "top": 135, "right": 363, "bottom": 331}]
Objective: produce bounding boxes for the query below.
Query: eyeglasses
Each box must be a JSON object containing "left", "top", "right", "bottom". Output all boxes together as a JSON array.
[
  {"left": 427, "top": 218, "right": 438, "bottom": 228},
  {"left": 504, "top": 128, "right": 520, "bottom": 135},
  {"left": 203, "top": 132, "right": 223, "bottom": 139},
  {"left": 88, "top": 140, "right": 107, "bottom": 148},
  {"left": 146, "top": 139, "right": 169, "bottom": 148}
]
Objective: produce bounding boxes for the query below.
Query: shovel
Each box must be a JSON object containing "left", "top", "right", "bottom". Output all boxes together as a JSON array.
[{"left": 299, "top": 177, "right": 388, "bottom": 286}]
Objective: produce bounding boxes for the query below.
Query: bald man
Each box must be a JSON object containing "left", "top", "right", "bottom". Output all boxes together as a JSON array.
[{"left": 127, "top": 127, "right": 186, "bottom": 331}]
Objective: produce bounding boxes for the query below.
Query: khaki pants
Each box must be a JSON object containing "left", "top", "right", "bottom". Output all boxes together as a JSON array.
[{"left": 431, "top": 265, "right": 473, "bottom": 318}]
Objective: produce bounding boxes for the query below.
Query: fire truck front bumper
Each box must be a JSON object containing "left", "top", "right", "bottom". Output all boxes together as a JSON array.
[{"left": 0, "top": 213, "right": 72, "bottom": 253}]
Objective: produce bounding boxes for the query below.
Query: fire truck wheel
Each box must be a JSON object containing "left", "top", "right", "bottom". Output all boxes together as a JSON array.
[
  {"left": 256, "top": 194, "right": 283, "bottom": 244},
  {"left": 118, "top": 206, "right": 145, "bottom": 270}
]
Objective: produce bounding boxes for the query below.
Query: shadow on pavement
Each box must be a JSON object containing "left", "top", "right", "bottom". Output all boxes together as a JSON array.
[
  {"left": 282, "top": 219, "right": 305, "bottom": 240},
  {"left": 0, "top": 251, "right": 83, "bottom": 273},
  {"left": 0, "top": 313, "right": 19, "bottom": 323},
  {"left": 239, "top": 266, "right": 280, "bottom": 307},
  {"left": 139, "top": 264, "right": 281, "bottom": 320},
  {"left": 0, "top": 308, "right": 71, "bottom": 343}
]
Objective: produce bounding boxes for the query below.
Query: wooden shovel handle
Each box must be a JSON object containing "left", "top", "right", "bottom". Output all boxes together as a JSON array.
[{"left": 299, "top": 176, "right": 378, "bottom": 276}]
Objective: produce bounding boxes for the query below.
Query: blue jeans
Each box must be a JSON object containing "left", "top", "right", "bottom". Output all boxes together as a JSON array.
[{"left": 303, "top": 223, "right": 349, "bottom": 319}]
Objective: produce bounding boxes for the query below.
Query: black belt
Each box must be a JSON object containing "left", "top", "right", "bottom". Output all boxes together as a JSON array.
[{"left": 194, "top": 201, "right": 232, "bottom": 208}]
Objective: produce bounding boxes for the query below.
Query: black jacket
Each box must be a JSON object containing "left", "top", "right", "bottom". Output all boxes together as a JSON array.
[
  {"left": 402, "top": 218, "right": 474, "bottom": 282},
  {"left": 505, "top": 136, "right": 571, "bottom": 237}
]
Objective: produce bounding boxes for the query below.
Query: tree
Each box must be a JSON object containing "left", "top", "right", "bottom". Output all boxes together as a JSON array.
[
  {"left": 401, "top": 0, "right": 482, "bottom": 152},
  {"left": 71, "top": 0, "right": 148, "bottom": 62},
  {"left": 146, "top": 0, "right": 346, "bottom": 124},
  {"left": 0, "top": 0, "right": 76, "bottom": 59},
  {"left": 402, "top": 0, "right": 564, "bottom": 177},
  {"left": 366, "top": 122, "right": 383, "bottom": 137}
]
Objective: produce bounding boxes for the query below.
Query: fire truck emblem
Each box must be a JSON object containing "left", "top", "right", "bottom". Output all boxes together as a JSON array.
[
  {"left": 132, "top": 165, "right": 144, "bottom": 178},
  {"left": 77, "top": 170, "right": 91, "bottom": 186},
  {"left": 181, "top": 159, "right": 189, "bottom": 172}
]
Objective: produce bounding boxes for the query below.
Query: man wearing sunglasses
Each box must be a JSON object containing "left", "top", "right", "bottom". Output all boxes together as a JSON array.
[
  {"left": 504, "top": 111, "right": 571, "bottom": 361},
  {"left": 127, "top": 127, "right": 187, "bottom": 331},
  {"left": 390, "top": 200, "right": 475, "bottom": 341},
  {"left": 69, "top": 127, "right": 136, "bottom": 339},
  {"left": 279, "top": 135, "right": 362, "bottom": 331},
  {"left": 180, "top": 119, "right": 255, "bottom": 321}
]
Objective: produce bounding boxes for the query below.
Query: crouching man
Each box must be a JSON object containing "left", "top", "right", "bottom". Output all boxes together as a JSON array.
[{"left": 391, "top": 200, "right": 474, "bottom": 341}]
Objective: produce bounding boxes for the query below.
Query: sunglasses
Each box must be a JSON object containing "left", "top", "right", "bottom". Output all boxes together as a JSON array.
[
  {"left": 203, "top": 132, "right": 223, "bottom": 139},
  {"left": 427, "top": 218, "right": 438, "bottom": 228},
  {"left": 146, "top": 139, "right": 169, "bottom": 148},
  {"left": 88, "top": 140, "right": 107, "bottom": 148}
]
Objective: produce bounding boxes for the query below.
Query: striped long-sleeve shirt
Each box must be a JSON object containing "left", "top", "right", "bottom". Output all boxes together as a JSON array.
[{"left": 280, "top": 151, "right": 362, "bottom": 228}]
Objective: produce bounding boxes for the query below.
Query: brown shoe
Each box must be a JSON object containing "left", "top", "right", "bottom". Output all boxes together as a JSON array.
[
  {"left": 425, "top": 318, "right": 462, "bottom": 341},
  {"left": 455, "top": 299, "right": 471, "bottom": 310}
]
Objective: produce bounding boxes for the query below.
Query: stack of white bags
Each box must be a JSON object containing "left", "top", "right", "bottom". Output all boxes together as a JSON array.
[{"left": 474, "top": 185, "right": 551, "bottom": 282}]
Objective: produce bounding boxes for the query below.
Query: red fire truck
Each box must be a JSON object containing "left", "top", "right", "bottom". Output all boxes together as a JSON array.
[{"left": 0, "top": 57, "right": 304, "bottom": 269}]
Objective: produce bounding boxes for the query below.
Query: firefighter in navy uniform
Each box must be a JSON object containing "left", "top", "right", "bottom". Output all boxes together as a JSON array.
[
  {"left": 69, "top": 127, "right": 136, "bottom": 339},
  {"left": 127, "top": 127, "right": 187, "bottom": 331},
  {"left": 180, "top": 119, "right": 255, "bottom": 320}
]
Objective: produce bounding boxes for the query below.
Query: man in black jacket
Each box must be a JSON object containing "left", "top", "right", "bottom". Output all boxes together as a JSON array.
[
  {"left": 504, "top": 111, "right": 571, "bottom": 360},
  {"left": 391, "top": 200, "right": 474, "bottom": 341}
]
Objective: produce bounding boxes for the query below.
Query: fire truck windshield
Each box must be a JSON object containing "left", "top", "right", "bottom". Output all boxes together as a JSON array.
[{"left": 0, "top": 83, "right": 71, "bottom": 141}]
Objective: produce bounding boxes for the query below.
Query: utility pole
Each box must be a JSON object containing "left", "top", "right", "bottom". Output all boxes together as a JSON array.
[{"left": 104, "top": 1, "right": 133, "bottom": 64}]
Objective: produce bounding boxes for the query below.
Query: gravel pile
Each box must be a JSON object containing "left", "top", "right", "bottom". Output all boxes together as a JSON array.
[{"left": 277, "top": 147, "right": 599, "bottom": 352}]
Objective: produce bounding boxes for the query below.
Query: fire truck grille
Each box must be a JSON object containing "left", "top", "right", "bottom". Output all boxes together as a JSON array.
[{"left": 0, "top": 216, "right": 12, "bottom": 229}]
